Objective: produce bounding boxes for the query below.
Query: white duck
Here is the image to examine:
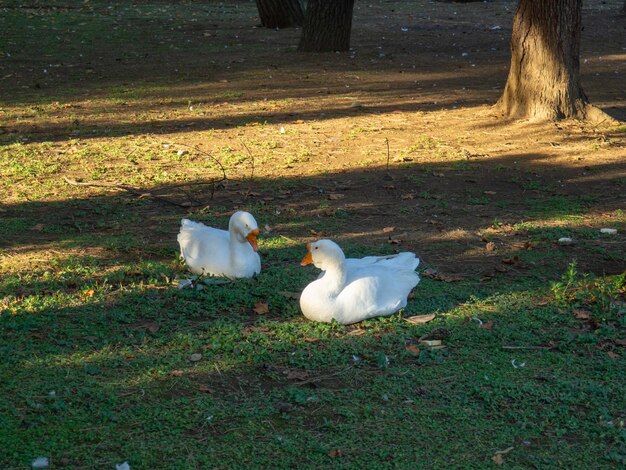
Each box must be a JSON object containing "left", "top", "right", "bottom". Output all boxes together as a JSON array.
[
  {"left": 299, "top": 239, "right": 420, "bottom": 325},
  {"left": 177, "top": 211, "right": 261, "bottom": 279}
]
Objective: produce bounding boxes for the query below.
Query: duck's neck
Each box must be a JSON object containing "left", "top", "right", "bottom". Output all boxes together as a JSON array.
[
  {"left": 229, "top": 232, "right": 250, "bottom": 263},
  {"left": 321, "top": 259, "right": 347, "bottom": 297}
]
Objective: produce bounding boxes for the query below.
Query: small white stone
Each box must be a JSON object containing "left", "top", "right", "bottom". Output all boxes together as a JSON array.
[
  {"left": 558, "top": 237, "right": 574, "bottom": 245},
  {"left": 600, "top": 228, "right": 617, "bottom": 235},
  {"left": 280, "top": 127, "right": 285, "bottom": 134},
  {"left": 115, "top": 462, "right": 130, "bottom": 470},
  {"left": 31, "top": 457, "right": 49, "bottom": 469},
  {"left": 190, "top": 353, "right": 202, "bottom": 362},
  {"left": 176, "top": 149, "right": 188, "bottom": 156}
]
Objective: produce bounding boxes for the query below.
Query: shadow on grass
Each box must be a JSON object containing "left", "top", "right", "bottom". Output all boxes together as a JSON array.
[
  {"left": 1, "top": 151, "right": 624, "bottom": 276},
  {"left": 1, "top": 0, "right": 624, "bottom": 148},
  {"left": 1, "top": 255, "right": 624, "bottom": 468}
]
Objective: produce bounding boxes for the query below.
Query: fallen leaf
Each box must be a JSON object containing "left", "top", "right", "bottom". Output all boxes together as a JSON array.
[
  {"left": 328, "top": 449, "right": 342, "bottom": 458},
  {"left": 607, "top": 351, "right": 620, "bottom": 359},
  {"left": 346, "top": 329, "right": 365, "bottom": 336},
  {"left": 485, "top": 242, "right": 496, "bottom": 252},
  {"left": 419, "top": 339, "right": 442, "bottom": 347},
  {"left": 405, "top": 344, "right": 421, "bottom": 355},
  {"left": 170, "top": 370, "right": 185, "bottom": 376},
  {"left": 573, "top": 309, "right": 591, "bottom": 320},
  {"left": 421, "top": 267, "right": 438, "bottom": 278},
  {"left": 492, "top": 454, "right": 504, "bottom": 465},
  {"left": 421, "top": 268, "right": 464, "bottom": 282},
  {"left": 131, "top": 321, "right": 160, "bottom": 333},
  {"left": 198, "top": 384, "right": 211, "bottom": 393},
  {"left": 479, "top": 321, "right": 494, "bottom": 330},
  {"left": 382, "top": 184, "right": 395, "bottom": 189},
  {"left": 31, "top": 223, "right": 44, "bottom": 231},
  {"left": 432, "top": 172, "right": 445, "bottom": 177},
  {"left": 283, "top": 368, "right": 309, "bottom": 381},
  {"left": 253, "top": 302, "right": 269, "bottom": 315},
  {"left": 382, "top": 226, "right": 395, "bottom": 233},
  {"left": 483, "top": 191, "right": 497, "bottom": 195},
  {"left": 277, "top": 402, "right": 293, "bottom": 413},
  {"left": 401, "top": 193, "right": 416, "bottom": 200},
  {"left": 404, "top": 313, "right": 436, "bottom": 325},
  {"left": 84, "top": 289, "right": 95, "bottom": 298},
  {"left": 388, "top": 238, "right": 402, "bottom": 245},
  {"left": 614, "top": 339, "right": 626, "bottom": 346},
  {"left": 327, "top": 193, "right": 345, "bottom": 200},
  {"left": 437, "top": 273, "right": 465, "bottom": 282}
]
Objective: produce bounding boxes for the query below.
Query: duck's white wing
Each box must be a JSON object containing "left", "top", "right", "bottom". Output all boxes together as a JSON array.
[
  {"left": 346, "top": 252, "right": 419, "bottom": 271},
  {"left": 334, "top": 264, "right": 420, "bottom": 325},
  {"left": 177, "top": 219, "right": 230, "bottom": 275}
]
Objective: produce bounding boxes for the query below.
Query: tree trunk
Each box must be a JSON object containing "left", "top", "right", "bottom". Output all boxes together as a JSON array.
[
  {"left": 298, "top": 0, "right": 355, "bottom": 52},
  {"left": 496, "top": 0, "right": 608, "bottom": 122},
  {"left": 255, "top": 0, "right": 304, "bottom": 29}
]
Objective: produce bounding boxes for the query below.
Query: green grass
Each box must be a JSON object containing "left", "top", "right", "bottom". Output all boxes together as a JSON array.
[{"left": 1, "top": 230, "right": 625, "bottom": 468}]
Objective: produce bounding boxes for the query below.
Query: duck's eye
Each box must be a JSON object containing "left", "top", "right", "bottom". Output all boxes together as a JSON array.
[{"left": 314, "top": 247, "right": 318, "bottom": 250}]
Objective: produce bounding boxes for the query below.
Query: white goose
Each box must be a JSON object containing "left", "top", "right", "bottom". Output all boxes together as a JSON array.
[
  {"left": 177, "top": 211, "right": 261, "bottom": 279},
  {"left": 299, "top": 239, "right": 420, "bottom": 324}
]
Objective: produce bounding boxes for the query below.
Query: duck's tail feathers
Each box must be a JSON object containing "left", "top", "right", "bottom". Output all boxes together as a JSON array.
[{"left": 370, "top": 252, "right": 420, "bottom": 271}]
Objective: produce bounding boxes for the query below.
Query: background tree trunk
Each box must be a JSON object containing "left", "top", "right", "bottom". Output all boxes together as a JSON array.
[
  {"left": 496, "top": 0, "right": 608, "bottom": 122},
  {"left": 298, "top": 0, "right": 355, "bottom": 52},
  {"left": 255, "top": 0, "right": 304, "bottom": 29}
]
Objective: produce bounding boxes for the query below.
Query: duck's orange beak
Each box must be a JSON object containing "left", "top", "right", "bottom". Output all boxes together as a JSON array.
[
  {"left": 300, "top": 242, "right": 313, "bottom": 266},
  {"left": 246, "top": 229, "right": 260, "bottom": 252}
]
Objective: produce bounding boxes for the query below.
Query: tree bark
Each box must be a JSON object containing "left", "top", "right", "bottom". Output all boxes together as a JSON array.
[
  {"left": 298, "top": 0, "right": 355, "bottom": 52},
  {"left": 255, "top": 0, "right": 304, "bottom": 29},
  {"left": 496, "top": 0, "right": 609, "bottom": 122}
]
